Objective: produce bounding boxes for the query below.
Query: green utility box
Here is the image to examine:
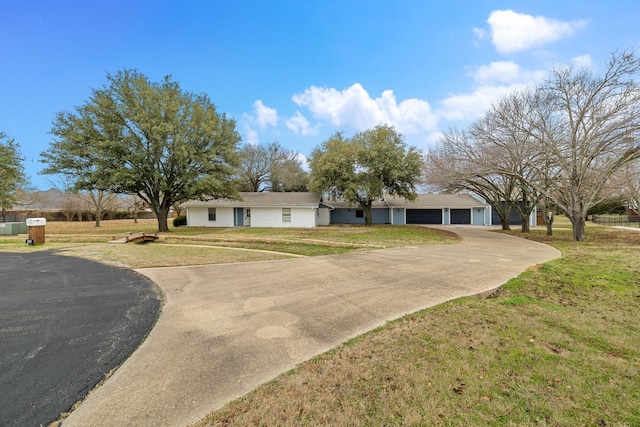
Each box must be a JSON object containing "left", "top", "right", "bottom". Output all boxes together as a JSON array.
[{"left": 0, "top": 222, "right": 27, "bottom": 235}]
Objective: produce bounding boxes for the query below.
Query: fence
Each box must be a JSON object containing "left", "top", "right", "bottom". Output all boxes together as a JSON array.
[{"left": 591, "top": 215, "right": 640, "bottom": 228}]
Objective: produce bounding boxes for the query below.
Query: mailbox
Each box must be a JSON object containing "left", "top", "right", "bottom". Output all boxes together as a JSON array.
[{"left": 26, "top": 217, "right": 47, "bottom": 245}]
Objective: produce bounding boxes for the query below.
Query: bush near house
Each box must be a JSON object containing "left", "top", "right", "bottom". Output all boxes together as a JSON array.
[{"left": 173, "top": 215, "right": 187, "bottom": 227}]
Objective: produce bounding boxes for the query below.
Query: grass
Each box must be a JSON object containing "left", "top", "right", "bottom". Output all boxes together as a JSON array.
[
  {"left": 192, "top": 226, "right": 640, "bottom": 427},
  {"left": 0, "top": 219, "right": 459, "bottom": 267}
]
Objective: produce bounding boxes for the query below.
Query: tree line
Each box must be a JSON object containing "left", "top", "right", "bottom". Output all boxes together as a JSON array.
[
  {"left": 2, "top": 52, "right": 640, "bottom": 239},
  {"left": 425, "top": 51, "right": 640, "bottom": 241}
]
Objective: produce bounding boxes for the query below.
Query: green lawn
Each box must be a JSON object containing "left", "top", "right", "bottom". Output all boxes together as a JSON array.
[{"left": 0, "top": 219, "right": 459, "bottom": 267}]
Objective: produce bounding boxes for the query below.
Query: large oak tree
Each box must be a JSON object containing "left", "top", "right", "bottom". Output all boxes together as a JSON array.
[
  {"left": 309, "top": 124, "right": 422, "bottom": 225},
  {"left": 41, "top": 69, "right": 240, "bottom": 232}
]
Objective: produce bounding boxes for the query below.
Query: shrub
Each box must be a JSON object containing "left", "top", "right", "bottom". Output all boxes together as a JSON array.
[{"left": 173, "top": 215, "right": 187, "bottom": 227}]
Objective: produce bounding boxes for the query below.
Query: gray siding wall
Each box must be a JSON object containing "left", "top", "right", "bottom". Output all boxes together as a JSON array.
[
  {"left": 331, "top": 208, "right": 390, "bottom": 224},
  {"left": 473, "top": 208, "right": 486, "bottom": 225},
  {"left": 392, "top": 208, "right": 405, "bottom": 225}
]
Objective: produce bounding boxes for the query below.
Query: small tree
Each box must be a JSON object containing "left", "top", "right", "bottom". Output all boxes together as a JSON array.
[
  {"left": 79, "top": 189, "right": 119, "bottom": 227},
  {"left": 41, "top": 69, "right": 241, "bottom": 232},
  {"left": 0, "top": 133, "right": 28, "bottom": 222},
  {"left": 309, "top": 125, "right": 422, "bottom": 225}
]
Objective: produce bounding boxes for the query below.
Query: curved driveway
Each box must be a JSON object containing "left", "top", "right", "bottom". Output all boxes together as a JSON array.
[{"left": 63, "top": 226, "right": 561, "bottom": 427}]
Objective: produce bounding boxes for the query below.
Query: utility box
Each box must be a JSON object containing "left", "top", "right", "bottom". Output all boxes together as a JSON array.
[
  {"left": 26, "top": 217, "right": 47, "bottom": 245},
  {"left": 0, "top": 222, "right": 27, "bottom": 235}
]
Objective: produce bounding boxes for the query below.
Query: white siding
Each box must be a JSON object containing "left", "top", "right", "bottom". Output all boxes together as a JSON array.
[
  {"left": 250, "top": 207, "right": 316, "bottom": 228},
  {"left": 186, "top": 207, "right": 235, "bottom": 227}
]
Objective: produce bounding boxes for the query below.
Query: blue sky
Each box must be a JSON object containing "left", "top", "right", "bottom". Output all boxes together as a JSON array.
[{"left": 2, "top": 1, "right": 639, "bottom": 189}]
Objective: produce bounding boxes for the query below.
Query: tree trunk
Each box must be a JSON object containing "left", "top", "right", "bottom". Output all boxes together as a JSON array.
[
  {"left": 362, "top": 202, "right": 373, "bottom": 226},
  {"left": 94, "top": 208, "right": 102, "bottom": 227},
  {"left": 490, "top": 201, "right": 512, "bottom": 230},
  {"left": 133, "top": 198, "right": 139, "bottom": 223},
  {"left": 546, "top": 214, "right": 554, "bottom": 236},
  {"left": 568, "top": 214, "right": 586, "bottom": 241},
  {"left": 515, "top": 196, "right": 535, "bottom": 233},
  {"left": 153, "top": 200, "right": 172, "bottom": 232}
]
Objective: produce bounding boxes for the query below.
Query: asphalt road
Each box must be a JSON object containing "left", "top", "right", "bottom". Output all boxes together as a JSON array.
[{"left": 0, "top": 251, "right": 161, "bottom": 427}]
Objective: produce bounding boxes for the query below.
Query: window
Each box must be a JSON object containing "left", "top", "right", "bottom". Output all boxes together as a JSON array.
[
  {"left": 208, "top": 208, "right": 216, "bottom": 221},
  {"left": 355, "top": 210, "right": 364, "bottom": 218},
  {"left": 282, "top": 208, "right": 291, "bottom": 222}
]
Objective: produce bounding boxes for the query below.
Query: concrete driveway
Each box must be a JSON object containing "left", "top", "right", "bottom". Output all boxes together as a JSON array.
[{"left": 62, "top": 226, "right": 561, "bottom": 427}]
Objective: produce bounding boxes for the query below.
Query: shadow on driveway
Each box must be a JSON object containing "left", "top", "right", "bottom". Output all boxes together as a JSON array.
[{"left": 0, "top": 251, "right": 161, "bottom": 427}]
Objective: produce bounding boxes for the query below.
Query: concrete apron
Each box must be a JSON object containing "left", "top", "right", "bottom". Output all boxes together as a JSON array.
[{"left": 62, "top": 226, "right": 561, "bottom": 427}]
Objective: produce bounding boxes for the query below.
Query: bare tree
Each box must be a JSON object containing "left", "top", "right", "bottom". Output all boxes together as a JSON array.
[
  {"left": 237, "top": 142, "right": 308, "bottom": 192},
  {"left": 615, "top": 159, "right": 640, "bottom": 219},
  {"left": 469, "top": 94, "right": 543, "bottom": 233},
  {"left": 77, "top": 190, "right": 119, "bottom": 227},
  {"left": 424, "top": 128, "right": 521, "bottom": 230},
  {"left": 455, "top": 52, "right": 640, "bottom": 240},
  {"left": 520, "top": 51, "right": 640, "bottom": 240},
  {"left": 629, "top": 161, "right": 640, "bottom": 218},
  {"left": 59, "top": 193, "right": 83, "bottom": 221},
  {"left": 270, "top": 152, "right": 309, "bottom": 192}
]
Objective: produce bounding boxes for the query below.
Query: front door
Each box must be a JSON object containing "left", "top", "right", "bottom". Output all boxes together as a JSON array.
[
  {"left": 245, "top": 208, "right": 251, "bottom": 226},
  {"left": 234, "top": 208, "right": 244, "bottom": 226}
]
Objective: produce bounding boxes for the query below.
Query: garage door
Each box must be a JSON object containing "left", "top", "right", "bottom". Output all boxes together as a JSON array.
[
  {"left": 450, "top": 209, "right": 471, "bottom": 224},
  {"left": 406, "top": 209, "right": 442, "bottom": 224}
]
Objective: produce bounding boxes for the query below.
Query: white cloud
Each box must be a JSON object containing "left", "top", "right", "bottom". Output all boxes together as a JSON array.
[
  {"left": 470, "top": 61, "right": 547, "bottom": 85},
  {"left": 572, "top": 54, "right": 593, "bottom": 69},
  {"left": 253, "top": 100, "right": 278, "bottom": 128},
  {"left": 438, "top": 83, "right": 530, "bottom": 121},
  {"left": 472, "top": 27, "right": 486, "bottom": 47},
  {"left": 243, "top": 123, "right": 259, "bottom": 145},
  {"left": 435, "top": 61, "right": 547, "bottom": 122},
  {"left": 471, "top": 61, "right": 521, "bottom": 84},
  {"left": 472, "top": 27, "right": 486, "bottom": 40},
  {"left": 291, "top": 83, "right": 438, "bottom": 135},
  {"left": 296, "top": 152, "right": 310, "bottom": 171},
  {"left": 286, "top": 111, "right": 318, "bottom": 135},
  {"left": 487, "top": 10, "right": 588, "bottom": 54}
]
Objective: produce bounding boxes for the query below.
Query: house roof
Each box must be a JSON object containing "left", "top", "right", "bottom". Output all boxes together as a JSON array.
[
  {"left": 386, "top": 193, "right": 486, "bottom": 208},
  {"left": 328, "top": 193, "right": 486, "bottom": 209},
  {"left": 328, "top": 199, "right": 390, "bottom": 209},
  {"left": 182, "top": 192, "right": 323, "bottom": 208}
]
